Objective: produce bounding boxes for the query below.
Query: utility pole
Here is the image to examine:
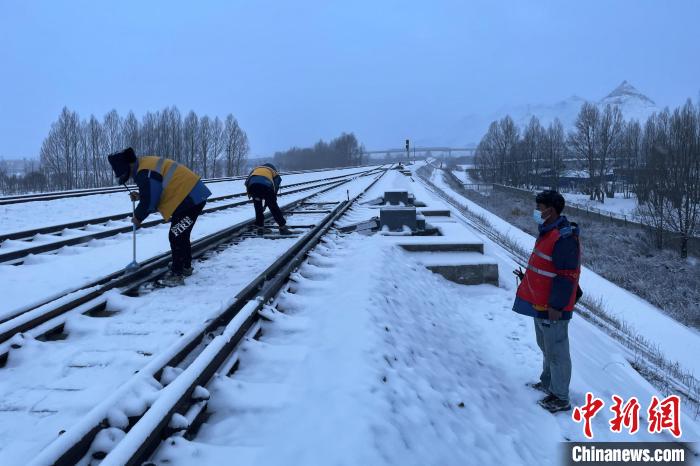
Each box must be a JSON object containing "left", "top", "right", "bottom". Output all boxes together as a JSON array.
[{"left": 405, "top": 139, "right": 410, "bottom": 165}]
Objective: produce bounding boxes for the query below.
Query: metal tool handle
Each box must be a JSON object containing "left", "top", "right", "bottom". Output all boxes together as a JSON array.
[{"left": 131, "top": 198, "right": 137, "bottom": 262}]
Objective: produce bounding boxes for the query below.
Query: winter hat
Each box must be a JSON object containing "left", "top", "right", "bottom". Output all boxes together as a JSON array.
[
  {"left": 107, "top": 147, "right": 137, "bottom": 184},
  {"left": 263, "top": 163, "right": 278, "bottom": 173}
]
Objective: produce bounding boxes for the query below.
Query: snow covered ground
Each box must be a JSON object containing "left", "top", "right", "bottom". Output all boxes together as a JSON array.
[
  {"left": 428, "top": 167, "right": 700, "bottom": 379},
  {"left": 0, "top": 168, "right": 379, "bottom": 319},
  {"left": 2, "top": 165, "right": 699, "bottom": 466},
  {"left": 145, "top": 167, "right": 699, "bottom": 466},
  {"left": 561, "top": 192, "right": 639, "bottom": 220},
  {"left": 0, "top": 172, "right": 382, "bottom": 466}
]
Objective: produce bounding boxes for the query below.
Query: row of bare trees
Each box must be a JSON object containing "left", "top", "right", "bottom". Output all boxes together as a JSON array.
[
  {"left": 272, "top": 133, "right": 365, "bottom": 170},
  {"left": 32, "top": 106, "right": 249, "bottom": 191},
  {"left": 474, "top": 99, "right": 700, "bottom": 257},
  {"left": 474, "top": 115, "right": 569, "bottom": 191},
  {"left": 635, "top": 101, "right": 700, "bottom": 257}
]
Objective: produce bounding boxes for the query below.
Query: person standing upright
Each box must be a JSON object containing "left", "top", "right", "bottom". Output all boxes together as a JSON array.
[{"left": 513, "top": 190, "right": 581, "bottom": 413}]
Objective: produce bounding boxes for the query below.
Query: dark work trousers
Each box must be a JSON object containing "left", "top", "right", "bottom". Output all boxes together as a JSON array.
[
  {"left": 248, "top": 184, "right": 286, "bottom": 228},
  {"left": 169, "top": 201, "right": 205, "bottom": 275}
]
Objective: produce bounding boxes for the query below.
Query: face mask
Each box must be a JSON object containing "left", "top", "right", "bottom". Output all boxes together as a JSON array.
[{"left": 533, "top": 209, "right": 546, "bottom": 225}]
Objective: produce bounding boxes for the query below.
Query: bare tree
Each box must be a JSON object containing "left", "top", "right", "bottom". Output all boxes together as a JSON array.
[
  {"left": 620, "top": 119, "right": 642, "bottom": 198},
  {"left": 544, "top": 118, "right": 567, "bottom": 190},
  {"left": 197, "top": 116, "right": 212, "bottom": 177},
  {"left": 103, "top": 110, "right": 123, "bottom": 155},
  {"left": 520, "top": 116, "right": 545, "bottom": 188},
  {"left": 568, "top": 102, "right": 600, "bottom": 199},
  {"left": 183, "top": 111, "right": 199, "bottom": 170},
  {"left": 474, "top": 121, "right": 500, "bottom": 182},
  {"left": 596, "top": 104, "right": 624, "bottom": 201},
  {"left": 209, "top": 117, "right": 224, "bottom": 177},
  {"left": 636, "top": 111, "right": 671, "bottom": 249},
  {"left": 86, "top": 115, "right": 106, "bottom": 187},
  {"left": 223, "top": 114, "right": 249, "bottom": 176},
  {"left": 663, "top": 100, "right": 700, "bottom": 258},
  {"left": 122, "top": 111, "right": 140, "bottom": 153}
]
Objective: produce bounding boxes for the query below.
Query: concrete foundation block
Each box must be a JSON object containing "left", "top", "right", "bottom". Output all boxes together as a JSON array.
[
  {"left": 380, "top": 207, "right": 416, "bottom": 231},
  {"left": 426, "top": 263, "right": 499, "bottom": 286},
  {"left": 419, "top": 209, "right": 451, "bottom": 217},
  {"left": 384, "top": 190, "right": 409, "bottom": 205},
  {"left": 398, "top": 242, "right": 484, "bottom": 253}
]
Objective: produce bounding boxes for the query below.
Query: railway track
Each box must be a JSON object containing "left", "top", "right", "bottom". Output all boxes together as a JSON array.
[
  {"left": 0, "top": 165, "right": 378, "bottom": 206},
  {"left": 0, "top": 176, "right": 245, "bottom": 206},
  {"left": 12, "top": 167, "right": 386, "bottom": 466},
  {"left": 417, "top": 164, "right": 700, "bottom": 409},
  {"left": 0, "top": 167, "right": 385, "bottom": 363},
  {"left": 0, "top": 169, "right": 383, "bottom": 264}
]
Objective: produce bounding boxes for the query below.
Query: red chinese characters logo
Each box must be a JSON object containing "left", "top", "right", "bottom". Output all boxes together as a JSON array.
[
  {"left": 572, "top": 393, "right": 682, "bottom": 439},
  {"left": 648, "top": 395, "right": 682, "bottom": 438},
  {"left": 572, "top": 392, "right": 605, "bottom": 439},
  {"left": 609, "top": 395, "right": 640, "bottom": 434}
]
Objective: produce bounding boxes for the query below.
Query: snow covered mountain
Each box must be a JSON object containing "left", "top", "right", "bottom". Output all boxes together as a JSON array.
[{"left": 442, "top": 81, "right": 660, "bottom": 146}]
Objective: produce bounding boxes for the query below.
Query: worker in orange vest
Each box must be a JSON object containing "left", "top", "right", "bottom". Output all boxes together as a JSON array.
[{"left": 513, "top": 190, "right": 581, "bottom": 413}]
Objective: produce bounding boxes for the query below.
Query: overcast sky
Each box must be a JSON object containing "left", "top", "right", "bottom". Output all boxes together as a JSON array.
[{"left": 1, "top": 0, "right": 698, "bottom": 158}]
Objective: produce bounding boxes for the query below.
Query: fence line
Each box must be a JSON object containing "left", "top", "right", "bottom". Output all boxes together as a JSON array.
[{"left": 441, "top": 169, "right": 700, "bottom": 256}]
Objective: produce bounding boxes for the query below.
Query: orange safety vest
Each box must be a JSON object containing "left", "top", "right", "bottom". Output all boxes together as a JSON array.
[
  {"left": 137, "top": 156, "right": 200, "bottom": 221},
  {"left": 516, "top": 227, "right": 581, "bottom": 313}
]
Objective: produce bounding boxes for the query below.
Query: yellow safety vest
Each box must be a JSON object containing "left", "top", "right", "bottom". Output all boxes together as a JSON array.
[
  {"left": 137, "top": 156, "right": 200, "bottom": 221},
  {"left": 249, "top": 166, "right": 278, "bottom": 183}
]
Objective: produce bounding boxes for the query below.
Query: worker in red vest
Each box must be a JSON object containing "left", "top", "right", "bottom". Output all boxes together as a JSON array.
[{"left": 513, "top": 190, "right": 581, "bottom": 413}]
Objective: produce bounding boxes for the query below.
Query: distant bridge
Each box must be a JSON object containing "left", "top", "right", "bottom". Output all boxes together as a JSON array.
[{"left": 363, "top": 146, "right": 477, "bottom": 157}]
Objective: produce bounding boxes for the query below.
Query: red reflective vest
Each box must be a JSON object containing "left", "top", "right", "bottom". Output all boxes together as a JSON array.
[{"left": 516, "top": 227, "right": 581, "bottom": 312}]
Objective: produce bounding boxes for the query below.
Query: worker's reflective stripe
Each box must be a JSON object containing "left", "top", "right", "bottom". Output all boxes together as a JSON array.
[
  {"left": 162, "top": 162, "right": 179, "bottom": 188},
  {"left": 154, "top": 157, "right": 166, "bottom": 174},
  {"left": 533, "top": 248, "right": 553, "bottom": 261},
  {"left": 527, "top": 264, "right": 557, "bottom": 278}
]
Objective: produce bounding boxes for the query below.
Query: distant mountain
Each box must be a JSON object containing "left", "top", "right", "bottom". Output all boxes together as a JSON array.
[
  {"left": 443, "top": 81, "right": 660, "bottom": 146},
  {"left": 598, "top": 80, "right": 658, "bottom": 122}
]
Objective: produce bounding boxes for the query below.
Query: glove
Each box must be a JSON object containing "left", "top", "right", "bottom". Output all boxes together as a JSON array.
[
  {"left": 129, "top": 191, "right": 140, "bottom": 202},
  {"left": 512, "top": 267, "right": 524, "bottom": 280},
  {"left": 547, "top": 307, "right": 563, "bottom": 321}
]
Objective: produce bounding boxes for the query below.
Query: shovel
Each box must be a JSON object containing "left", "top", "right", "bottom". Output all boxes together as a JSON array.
[{"left": 123, "top": 184, "right": 139, "bottom": 273}]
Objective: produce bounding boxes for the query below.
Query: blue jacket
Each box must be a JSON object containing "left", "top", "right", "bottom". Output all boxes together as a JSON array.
[{"left": 134, "top": 168, "right": 211, "bottom": 222}]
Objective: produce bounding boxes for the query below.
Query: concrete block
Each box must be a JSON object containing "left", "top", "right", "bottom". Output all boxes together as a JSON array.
[
  {"left": 398, "top": 242, "right": 484, "bottom": 253},
  {"left": 426, "top": 264, "right": 499, "bottom": 286},
  {"left": 419, "top": 209, "right": 451, "bottom": 217},
  {"left": 407, "top": 251, "right": 498, "bottom": 286},
  {"left": 380, "top": 207, "right": 416, "bottom": 231},
  {"left": 384, "top": 190, "right": 409, "bottom": 205}
]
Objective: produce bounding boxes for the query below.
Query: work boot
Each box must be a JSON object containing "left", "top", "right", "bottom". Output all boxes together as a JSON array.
[
  {"left": 256, "top": 226, "right": 266, "bottom": 236},
  {"left": 538, "top": 394, "right": 571, "bottom": 413},
  {"left": 183, "top": 266, "right": 194, "bottom": 277},
  {"left": 157, "top": 272, "right": 185, "bottom": 287},
  {"left": 279, "top": 226, "right": 293, "bottom": 235},
  {"left": 526, "top": 381, "right": 549, "bottom": 394}
]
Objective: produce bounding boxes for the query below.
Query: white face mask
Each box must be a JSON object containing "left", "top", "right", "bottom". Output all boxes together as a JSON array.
[{"left": 533, "top": 209, "right": 546, "bottom": 225}]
